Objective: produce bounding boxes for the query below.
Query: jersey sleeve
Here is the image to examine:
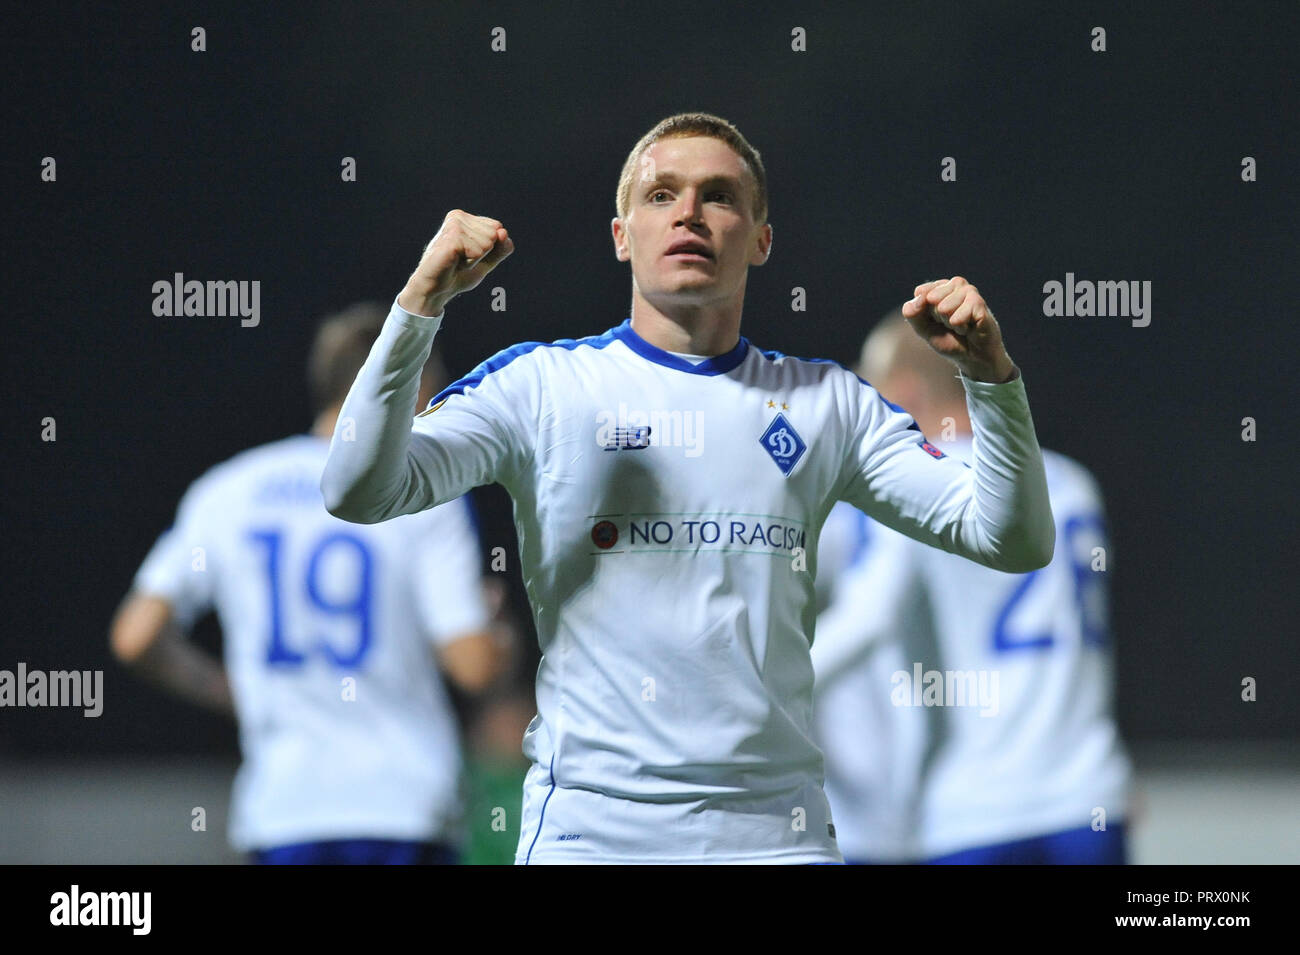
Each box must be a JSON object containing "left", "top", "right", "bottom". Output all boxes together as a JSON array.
[
  {"left": 835, "top": 370, "right": 1055, "bottom": 574},
  {"left": 321, "top": 299, "right": 536, "bottom": 524},
  {"left": 810, "top": 517, "right": 917, "bottom": 690},
  {"left": 132, "top": 477, "right": 218, "bottom": 629},
  {"left": 406, "top": 495, "right": 493, "bottom": 647}
]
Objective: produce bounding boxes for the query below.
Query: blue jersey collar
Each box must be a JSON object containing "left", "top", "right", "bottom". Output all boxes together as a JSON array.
[{"left": 612, "top": 318, "right": 750, "bottom": 376}]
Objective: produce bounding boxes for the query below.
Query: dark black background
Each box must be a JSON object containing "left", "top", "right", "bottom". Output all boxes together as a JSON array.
[{"left": 3, "top": 1, "right": 1296, "bottom": 756}]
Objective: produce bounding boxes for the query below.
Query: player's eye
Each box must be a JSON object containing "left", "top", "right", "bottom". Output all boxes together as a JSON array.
[
  {"left": 709, "top": 192, "right": 734, "bottom": 203},
  {"left": 649, "top": 190, "right": 671, "bottom": 202}
]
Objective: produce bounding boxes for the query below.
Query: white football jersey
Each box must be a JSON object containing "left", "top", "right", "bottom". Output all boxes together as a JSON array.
[
  {"left": 812, "top": 440, "right": 1131, "bottom": 860},
  {"left": 133, "top": 434, "right": 489, "bottom": 851},
  {"left": 322, "top": 301, "right": 1055, "bottom": 864}
]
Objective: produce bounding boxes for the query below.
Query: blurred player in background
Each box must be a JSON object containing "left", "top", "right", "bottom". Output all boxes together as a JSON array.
[
  {"left": 813, "top": 311, "right": 1132, "bottom": 864},
  {"left": 110, "top": 303, "right": 510, "bottom": 864}
]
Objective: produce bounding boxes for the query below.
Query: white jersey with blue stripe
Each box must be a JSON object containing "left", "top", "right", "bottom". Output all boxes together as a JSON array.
[
  {"left": 812, "top": 443, "right": 1130, "bottom": 860},
  {"left": 322, "top": 300, "right": 1054, "bottom": 864},
  {"left": 133, "top": 434, "right": 489, "bottom": 851}
]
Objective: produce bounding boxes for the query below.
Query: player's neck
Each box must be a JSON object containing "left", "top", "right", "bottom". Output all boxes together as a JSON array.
[{"left": 628, "top": 290, "right": 744, "bottom": 356}]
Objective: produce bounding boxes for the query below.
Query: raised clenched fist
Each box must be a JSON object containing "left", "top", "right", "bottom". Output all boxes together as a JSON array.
[
  {"left": 398, "top": 210, "right": 515, "bottom": 317},
  {"left": 901, "top": 276, "right": 1016, "bottom": 384}
]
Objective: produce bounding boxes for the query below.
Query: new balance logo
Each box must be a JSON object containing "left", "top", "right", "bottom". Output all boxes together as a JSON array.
[
  {"left": 599, "top": 426, "right": 652, "bottom": 451},
  {"left": 594, "top": 404, "right": 704, "bottom": 457}
]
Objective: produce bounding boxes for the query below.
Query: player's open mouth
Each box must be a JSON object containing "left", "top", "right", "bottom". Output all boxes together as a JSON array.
[{"left": 665, "top": 240, "right": 713, "bottom": 260}]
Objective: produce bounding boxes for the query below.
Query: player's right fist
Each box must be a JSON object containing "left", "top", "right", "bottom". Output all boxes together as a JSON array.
[{"left": 398, "top": 210, "right": 515, "bottom": 317}]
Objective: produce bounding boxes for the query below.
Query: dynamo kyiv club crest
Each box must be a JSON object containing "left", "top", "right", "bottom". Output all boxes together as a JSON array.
[{"left": 760, "top": 413, "right": 807, "bottom": 476}]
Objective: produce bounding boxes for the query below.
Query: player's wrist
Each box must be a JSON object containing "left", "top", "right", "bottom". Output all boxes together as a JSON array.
[
  {"left": 397, "top": 280, "right": 452, "bottom": 319},
  {"left": 956, "top": 354, "right": 1017, "bottom": 384}
]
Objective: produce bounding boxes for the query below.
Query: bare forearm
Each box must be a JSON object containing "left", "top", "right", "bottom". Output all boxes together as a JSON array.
[{"left": 130, "top": 628, "right": 234, "bottom": 717}]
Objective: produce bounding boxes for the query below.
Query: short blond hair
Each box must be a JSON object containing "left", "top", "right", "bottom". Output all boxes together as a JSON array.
[{"left": 615, "top": 112, "right": 768, "bottom": 225}]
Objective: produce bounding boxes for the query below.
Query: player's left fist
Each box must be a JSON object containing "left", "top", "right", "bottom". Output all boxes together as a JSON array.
[{"left": 901, "top": 276, "right": 1017, "bottom": 384}]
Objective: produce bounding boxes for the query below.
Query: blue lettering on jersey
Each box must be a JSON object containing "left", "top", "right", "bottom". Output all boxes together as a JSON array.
[
  {"left": 760, "top": 413, "right": 807, "bottom": 476},
  {"left": 248, "top": 528, "right": 376, "bottom": 669},
  {"left": 254, "top": 475, "right": 324, "bottom": 505},
  {"left": 992, "top": 513, "right": 1109, "bottom": 653}
]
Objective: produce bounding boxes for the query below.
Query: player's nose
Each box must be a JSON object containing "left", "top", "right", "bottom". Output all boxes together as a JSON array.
[{"left": 673, "top": 190, "right": 704, "bottom": 227}]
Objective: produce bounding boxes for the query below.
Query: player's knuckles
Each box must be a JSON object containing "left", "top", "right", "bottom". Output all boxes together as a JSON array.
[
  {"left": 426, "top": 236, "right": 462, "bottom": 266},
  {"left": 464, "top": 226, "right": 499, "bottom": 249}
]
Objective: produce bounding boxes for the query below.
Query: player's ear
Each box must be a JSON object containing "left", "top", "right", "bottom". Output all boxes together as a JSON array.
[
  {"left": 611, "top": 217, "right": 631, "bottom": 262},
  {"left": 749, "top": 222, "right": 772, "bottom": 266}
]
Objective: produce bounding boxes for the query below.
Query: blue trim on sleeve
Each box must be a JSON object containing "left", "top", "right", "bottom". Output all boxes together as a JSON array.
[
  {"left": 755, "top": 346, "right": 923, "bottom": 433},
  {"left": 425, "top": 327, "right": 623, "bottom": 408}
]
